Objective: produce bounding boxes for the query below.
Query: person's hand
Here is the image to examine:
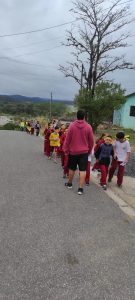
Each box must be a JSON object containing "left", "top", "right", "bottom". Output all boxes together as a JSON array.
[{"left": 113, "top": 154, "right": 117, "bottom": 160}]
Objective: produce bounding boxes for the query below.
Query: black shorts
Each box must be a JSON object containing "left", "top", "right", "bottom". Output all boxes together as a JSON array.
[{"left": 68, "top": 153, "right": 88, "bottom": 171}]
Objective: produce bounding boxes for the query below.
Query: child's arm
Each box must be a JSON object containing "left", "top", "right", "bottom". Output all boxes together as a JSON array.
[
  {"left": 124, "top": 141, "right": 131, "bottom": 163},
  {"left": 124, "top": 152, "right": 130, "bottom": 164},
  {"left": 113, "top": 143, "right": 117, "bottom": 159},
  {"left": 111, "top": 147, "right": 114, "bottom": 157}
]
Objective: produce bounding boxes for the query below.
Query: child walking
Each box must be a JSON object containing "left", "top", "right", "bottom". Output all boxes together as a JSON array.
[
  {"left": 61, "top": 127, "right": 69, "bottom": 178},
  {"left": 92, "top": 133, "right": 108, "bottom": 171},
  {"left": 44, "top": 123, "right": 52, "bottom": 158},
  {"left": 108, "top": 131, "right": 131, "bottom": 187},
  {"left": 98, "top": 136, "right": 114, "bottom": 190},
  {"left": 49, "top": 126, "right": 60, "bottom": 163}
]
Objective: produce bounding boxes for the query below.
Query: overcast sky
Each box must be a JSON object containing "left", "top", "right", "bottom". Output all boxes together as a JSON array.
[{"left": 0, "top": 0, "right": 135, "bottom": 101}]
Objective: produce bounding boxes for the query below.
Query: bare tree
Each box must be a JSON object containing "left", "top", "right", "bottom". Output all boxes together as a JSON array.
[{"left": 59, "top": 0, "right": 135, "bottom": 95}]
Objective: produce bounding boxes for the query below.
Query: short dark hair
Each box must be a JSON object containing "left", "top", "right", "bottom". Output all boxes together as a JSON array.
[
  {"left": 77, "top": 110, "right": 85, "bottom": 120},
  {"left": 55, "top": 126, "right": 59, "bottom": 130},
  {"left": 116, "top": 131, "right": 125, "bottom": 139}
]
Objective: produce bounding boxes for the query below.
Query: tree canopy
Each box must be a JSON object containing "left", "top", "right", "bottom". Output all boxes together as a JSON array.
[{"left": 74, "top": 81, "right": 126, "bottom": 131}]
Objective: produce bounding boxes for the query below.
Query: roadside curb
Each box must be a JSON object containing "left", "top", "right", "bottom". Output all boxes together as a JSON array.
[{"left": 91, "top": 171, "right": 135, "bottom": 219}]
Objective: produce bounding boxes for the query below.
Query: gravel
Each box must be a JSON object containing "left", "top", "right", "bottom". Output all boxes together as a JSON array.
[{"left": 125, "top": 153, "right": 135, "bottom": 177}]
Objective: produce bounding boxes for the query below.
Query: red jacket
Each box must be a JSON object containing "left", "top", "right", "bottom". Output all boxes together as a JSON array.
[{"left": 63, "top": 120, "right": 94, "bottom": 155}]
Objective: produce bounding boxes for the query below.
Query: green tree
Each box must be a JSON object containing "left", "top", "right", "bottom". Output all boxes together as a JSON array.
[{"left": 74, "top": 81, "right": 125, "bottom": 131}]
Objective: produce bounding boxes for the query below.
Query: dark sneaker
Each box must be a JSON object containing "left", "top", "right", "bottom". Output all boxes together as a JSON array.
[
  {"left": 78, "top": 188, "right": 83, "bottom": 195},
  {"left": 117, "top": 184, "right": 122, "bottom": 188},
  {"left": 65, "top": 182, "right": 72, "bottom": 189},
  {"left": 102, "top": 185, "right": 107, "bottom": 190},
  {"left": 108, "top": 178, "right": 111, "bottom": 182},
  {"left": 63, "top": 174, "right": 66, "bottom": 179}
]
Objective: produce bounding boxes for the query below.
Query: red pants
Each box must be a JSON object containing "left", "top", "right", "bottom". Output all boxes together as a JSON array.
[
  {"left": 61, "top": 152, "right": 65, "bottom": 167},
  {"left": 44, "top": 139, "right": 47, "bottom": 154},
  {"left": 92, "top": 160, "right": 100, "bottom": 171},
  {"left": 100, "top": 164, "right": 108, "bottom": 185},
  {"left": 45, "top": 140, "right": 51, "bottom": 157},
  {"left": 85, "top": 161, "right": 91, "bottom": 184},
  {"left": 63, "top": 154, "right": 69, "bottom": 175},
  {"left": 109, "top": 159, "right": 125, "bottom": 186}
]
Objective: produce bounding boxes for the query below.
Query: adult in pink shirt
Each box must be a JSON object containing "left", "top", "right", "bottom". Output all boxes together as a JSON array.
[{"left": 63, "top": 110, "right": 94, "bottom": 195}]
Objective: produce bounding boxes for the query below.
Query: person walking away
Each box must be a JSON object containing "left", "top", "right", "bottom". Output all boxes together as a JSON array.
[
  {"left": 61, "top": 127, "right": 69, "bottom": 178},
  {"left": 63, "top": 110, "right": 94, "bottom": 195},
  {"left": 57, "top": 124, "right": 66, "bottom": 158},
  {"left": 60, "top": 126, "right": 68, "bottom": 167},
  {"left": 92, "top": 133, "right": 108, "bottom": 171},
  {"left": 44, "top": 123, "right": 48, "bottom": 155},
  {"left": 45, "top": 123, "right": 52, "bottom": 158},
  {"left": 108, "top": 131, "right": 131, "bottom": 187},
  {"left": 20, "top": 120, "right": 25, "bottom": 131},
  {"left": 98, "top": 136, "right": 114, "bottom": 190},
  {"left": 35, "top": 121, "right": 41, "bottom": 136},
  {"left": 49, "top": 126, "right": 60, "bottom": 163},
  {"left": 30, "top": 121, "right": 35, "bottom": 135}
]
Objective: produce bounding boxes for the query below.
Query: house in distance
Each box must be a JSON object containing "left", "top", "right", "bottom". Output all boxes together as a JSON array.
[{"left": 113, "top": 93, "right": 135, "bottom": 130}]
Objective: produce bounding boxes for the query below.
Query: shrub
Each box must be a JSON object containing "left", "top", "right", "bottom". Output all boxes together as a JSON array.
[{"left": 0, "top": 122, "right": 20, "bottom": 130}]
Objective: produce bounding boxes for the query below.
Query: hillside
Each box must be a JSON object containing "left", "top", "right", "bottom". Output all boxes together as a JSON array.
[
  {"left": 0, "top": 95, "right": 74, "bottom": 105},
  {"left": 0, "top": 94, "right": 74, "bottom": 117}
]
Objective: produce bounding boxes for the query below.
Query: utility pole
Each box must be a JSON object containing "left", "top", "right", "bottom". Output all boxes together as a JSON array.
[{"left": 50, "top": 92, "right": 52, "bottom": 120}]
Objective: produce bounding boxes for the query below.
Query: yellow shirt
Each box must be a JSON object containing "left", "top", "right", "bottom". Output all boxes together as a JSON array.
[
  {"left": 49, "top": 132, "right": 60, "bottom": 147},
  {"left": 20, "top": 121, "right": 25, "bottom": 127}
]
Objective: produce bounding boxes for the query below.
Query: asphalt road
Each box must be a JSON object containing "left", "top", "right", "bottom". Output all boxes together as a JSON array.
[{"left": 0, "top": 131, "right": 135, "bottom": 300}]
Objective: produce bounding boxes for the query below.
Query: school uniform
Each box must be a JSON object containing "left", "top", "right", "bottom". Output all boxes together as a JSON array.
[
  {"left": 108, "top": 140, "right": 131, "bottom": 186},
  {"left": 45, "top": 129, "right": 52, "bottom": 157},
  {"left": 98, "top": 143, "right": 114, "bottom": 185}
]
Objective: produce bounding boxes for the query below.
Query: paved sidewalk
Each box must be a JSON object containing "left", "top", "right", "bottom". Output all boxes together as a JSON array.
[{"left": 91, "top": 170, "right": 135, "bottom": 218}]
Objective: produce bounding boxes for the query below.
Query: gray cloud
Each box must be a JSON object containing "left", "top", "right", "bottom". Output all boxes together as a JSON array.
[{"left": 0, "top": 0, "right": 135, "bottom": 100}]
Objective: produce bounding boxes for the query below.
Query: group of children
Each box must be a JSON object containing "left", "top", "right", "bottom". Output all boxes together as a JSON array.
[
  {"left": 20, "top": 120, "right": 41, "bottom": 136},
  {"left": 44, "top": 123, "right": 70, "bottom": 178},
  {"left": 44, "top": 122, "right": 131, "bottom": 191},
  {"left": 92, "top": 132, "right": 131, "bottom": 190}
]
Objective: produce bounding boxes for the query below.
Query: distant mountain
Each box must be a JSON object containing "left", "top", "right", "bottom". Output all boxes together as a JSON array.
[{"left": 0, "top": 94, "right": 74, "bottom": 105}]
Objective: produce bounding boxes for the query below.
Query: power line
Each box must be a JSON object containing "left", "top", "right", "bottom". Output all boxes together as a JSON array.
[
  {"left": 0, "top": 71, "right": 47, "bottom": 81},
  {"left": 0, "top": 44, "right": 63, "bottom": 62},
  {"left": 0, "top": 56, "right": 46, "bottom": 67},
  {"left": 0, "top": 35, "right": 64, "bottom": 51},
  {"left": 15, "top": 45, "right": 63, "bottom": 58},
  {"left": 0, "top": 20, "right": 76, "bottom": 38}
]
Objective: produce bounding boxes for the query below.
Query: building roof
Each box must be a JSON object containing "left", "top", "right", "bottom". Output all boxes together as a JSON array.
[{"left": 126, "top": 92, "right": 135, "bottom": 98}]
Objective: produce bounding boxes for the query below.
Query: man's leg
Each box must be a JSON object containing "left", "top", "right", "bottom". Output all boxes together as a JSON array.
[
  {"left": 78, "top": 153, "right": 88, "bottom": 191},
  {"left": 79, "top": 171, "right": 86, "bottom": 188},
  {"left": 66, "top": 154, "right": 77, "bottom": 185},
  {"left": 68, "top": 169, "right": 76, "bottom": 183}
]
